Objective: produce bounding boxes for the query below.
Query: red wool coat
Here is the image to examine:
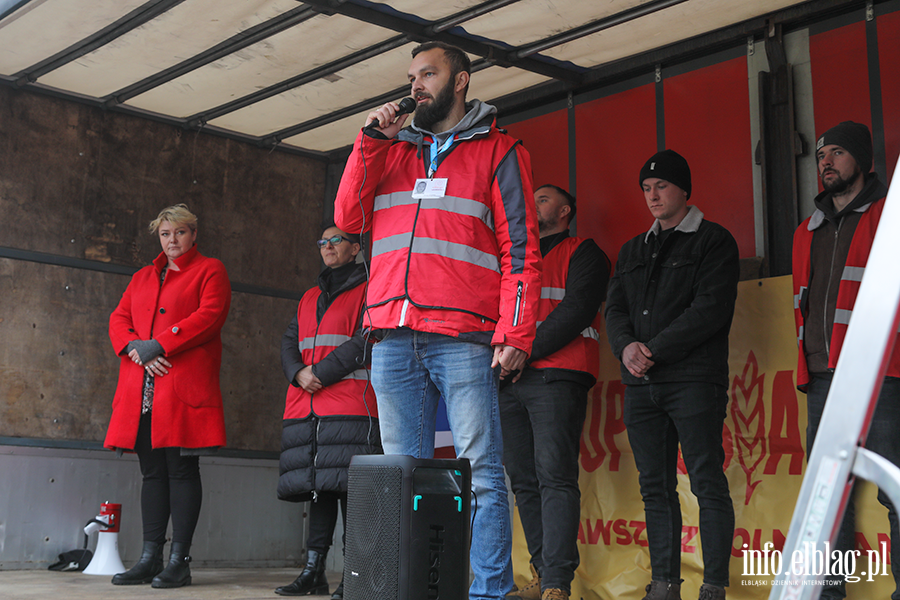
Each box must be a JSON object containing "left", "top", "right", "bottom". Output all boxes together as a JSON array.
[{"left": 105, "top": 244, "right": 231, "bottom": 451}]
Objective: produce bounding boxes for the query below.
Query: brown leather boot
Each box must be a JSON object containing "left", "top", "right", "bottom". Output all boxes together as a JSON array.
[
  {"left": 506, "top": 563, "right": 541, "bottom": 599},
  {"left": 542, "top": 589, "right": 569, "bottom": 600},
  {"left": 642, "top": 580, "right": 681, "bottom": 600}
]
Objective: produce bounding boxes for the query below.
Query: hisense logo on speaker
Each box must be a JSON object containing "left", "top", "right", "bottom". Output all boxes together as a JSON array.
[{"left": 428, "top": 524, "right": 445, "bottom": 598}]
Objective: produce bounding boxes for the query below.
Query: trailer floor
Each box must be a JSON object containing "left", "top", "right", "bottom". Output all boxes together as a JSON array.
[{"left": 0, "top": 568, "right": 342, "bottom": 599}]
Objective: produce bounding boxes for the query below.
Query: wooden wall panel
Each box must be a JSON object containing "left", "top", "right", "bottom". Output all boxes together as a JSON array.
[
  {"left": 0, "top": 86, "right": 325, "bottom": 288},
  {"left": 0, "top": 257, "right": 300, "bottom": 452},
  {"left": 0, "top": 86, "right": 327, "bottom": 451}
]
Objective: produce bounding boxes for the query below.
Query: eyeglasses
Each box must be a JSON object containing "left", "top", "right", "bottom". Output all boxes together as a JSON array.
[{"left": 316, "top": 235, "right": 347, "bottom": 248}]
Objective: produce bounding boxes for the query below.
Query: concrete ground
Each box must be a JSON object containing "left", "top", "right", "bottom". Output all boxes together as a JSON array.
[{"left": 0, "top": 568, "right": 343, "bottom": 600}]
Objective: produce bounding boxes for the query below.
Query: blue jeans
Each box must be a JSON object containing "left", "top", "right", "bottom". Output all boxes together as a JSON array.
[
  {"left": 807, "top": 373, "right": 900, "bottom": 600},
  {"left": 371, "top": 328, "right": 513, "bottom": 600},
  {"left": 623, "top": 382, "right": 734, "bottom": 588},
  {"left": 499, "top": 370, "right": 587, "bottom": 593}
]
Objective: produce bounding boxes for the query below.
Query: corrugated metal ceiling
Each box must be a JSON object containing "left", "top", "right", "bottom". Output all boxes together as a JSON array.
[{"left": 0, "top": 0, "right": 846, "bottom": 157}]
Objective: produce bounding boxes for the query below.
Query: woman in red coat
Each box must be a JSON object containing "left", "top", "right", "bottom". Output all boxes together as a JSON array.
[{"left": 105, "top": 204, "right": 231, "bottom": 589}]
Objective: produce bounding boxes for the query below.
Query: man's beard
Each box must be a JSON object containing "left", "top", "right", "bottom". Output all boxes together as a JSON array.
[
  {"left": 821, "top": 166, "right": 861, "bottom": 195},
  {"left": 414, "top": 77, "right": 456, "bottom": 132},
  {"left": 537, "top": 214, "right": 557, "bottom": 234}
]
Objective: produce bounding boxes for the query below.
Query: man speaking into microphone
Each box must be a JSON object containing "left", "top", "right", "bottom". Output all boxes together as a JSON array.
[{"left": 335, "top": 41, "right": 542, "bottom": 600}]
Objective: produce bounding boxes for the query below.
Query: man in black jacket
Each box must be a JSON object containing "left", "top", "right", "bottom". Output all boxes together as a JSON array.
[
  {"left": 501, "top": 185, "right": 609, "bottom": 600},
  {"left": 605, "top": 151, "right": 739, "bottom": 600}
]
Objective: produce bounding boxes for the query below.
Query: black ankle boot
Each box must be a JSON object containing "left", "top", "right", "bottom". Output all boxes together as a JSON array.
[
  {"left": 275, "top": 549, "right": 329, "bottom": 596},
  {"left": 111, "top": 540, "right": 164, "bottom": 585},
  {"left": 151, "top": 541, "right": 192, "bottom": 588},
  {"left": 331, "top": 575, "right": 344, "bottom": 599}
]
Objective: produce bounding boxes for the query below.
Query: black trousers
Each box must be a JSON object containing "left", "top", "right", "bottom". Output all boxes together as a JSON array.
[
  {"left": 623, "top": 381, "right": 733, "bottom": 588},
  {"left": 307, "top": 492, "right": 348, "bottom": 554},
  {"left": 134, "top": 412, "right": 202, "bottom": 545},
  {"left": 499, "top": 370, "right": 588, "bottom": 593}
]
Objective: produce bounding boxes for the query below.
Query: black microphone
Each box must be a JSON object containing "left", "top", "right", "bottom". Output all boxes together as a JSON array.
[{"left": 365, "top": 97, "right": 416, "bottom": 130}]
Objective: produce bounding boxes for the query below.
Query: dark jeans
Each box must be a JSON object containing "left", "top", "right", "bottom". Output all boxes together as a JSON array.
[
  {"left": 307, "top": 492, "right": 348, "bottom": 555},
  {"left": 499, "top": 370, "right": 588, "bottom": 593},
  {"left": 623, "top": 382, "right": 734, "bottom": 588},
  {"left": 135, "top": 412, "right": 202, "bottom": 545},
  {"left": 807, "top": 373, "right": 900, "bottom": 600}
]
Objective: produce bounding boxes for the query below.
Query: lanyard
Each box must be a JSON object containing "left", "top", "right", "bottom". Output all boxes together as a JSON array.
[{"left": 428, "top": 134, "right": 456, "bottom": 178}]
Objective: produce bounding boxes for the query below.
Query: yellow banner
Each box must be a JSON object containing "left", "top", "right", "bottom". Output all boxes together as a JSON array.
[{"left": 512, "top": 276, "right": 894, "bottom": 599}]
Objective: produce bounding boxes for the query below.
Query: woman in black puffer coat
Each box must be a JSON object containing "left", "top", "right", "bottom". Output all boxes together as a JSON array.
[{"left": 275, "top": 227, "right": 380, "bottom": 599}]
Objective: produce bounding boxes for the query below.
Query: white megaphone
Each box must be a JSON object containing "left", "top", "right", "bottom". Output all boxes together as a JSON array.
[{"left": 82, "top": 502, "right": 127, "bottom": 575}]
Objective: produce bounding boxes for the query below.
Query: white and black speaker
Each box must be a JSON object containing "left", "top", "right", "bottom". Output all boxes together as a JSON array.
[{"left": 343, "top": 455, "right": 471, "bottom": 600}]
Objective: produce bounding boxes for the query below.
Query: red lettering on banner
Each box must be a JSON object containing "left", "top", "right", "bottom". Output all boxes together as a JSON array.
[
  {"left": 732, "top": 528, "right": 749, "bottom": 557},
  {"left": 722, "top": 420, "right": 734, "bottom": 470},
  {"left": 578, "top": 519, "right": 614, "bottom": 545},
  {"left": 581, "top": 381, "right": 625, "bottom": 473},
  {"left": 731, "top": 528, "right": 784, "bottom": 557},
  {"left": 857, "top": 532, "right": 873, "bottom": 553},
  {"left": 773, "top": 529, "right": 786, "bottom": 551},
  {"left": 581, "top": 387, "right": 607, "bottom": 472},
  {"left": 614, "top": 519, "right": 632, "bottom": 545},
  {"left": 577, "top": 519, "right": 702, "bottom": 552},
  {"left": 731, "top": 352, "right": 767, "bottom": 505},
  {"left": 763, "top": 370, "right": 804, "bottom": 475},
  {"left": 604, "top": 381, "right": 626, "bottom": 471},
  {"left": 630, "top": 520, "right": 648, "bottom": 547},
  {"left": 681, "top": 526, "right": 699, "bottom": 553}
]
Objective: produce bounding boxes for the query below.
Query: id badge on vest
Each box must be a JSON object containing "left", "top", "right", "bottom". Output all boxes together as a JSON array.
[{"left": 412, "top": 178, "right": 448, "bottom": 199}]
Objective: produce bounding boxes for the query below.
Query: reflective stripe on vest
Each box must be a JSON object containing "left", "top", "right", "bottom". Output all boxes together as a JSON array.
[
  {"left": 835, "top": 308, "right": 852, "bottom": 326},
  {"left": 343, "top": 368, "right": 370, "bottom": 381},
  {"left": 374, "top": 192, "right": 494, "bottom": 230},
  {"left": 372, "top": 234, "right": 500, "bottom": 273},
  {"left": 842, "top": 266, "right": 865, "bottom": 282},
  {"left": 299, "top": 333, "right": 351, "bottom": 353},
  {"left": 284, "top": 279, "right": 377, "bottom": 421},
  {"left": 541, "top": 287, "right": 566, "bottom": 301},
  {"left": 530, "top": 236, "right": 602, "bottom": 380},
  {"left": 831, "top": 308, "right": 900, "bottom": 331},
  {"left": 535, "top": 317, "right": 600, "bottom": 341},
  {"left": 301, "top": 334, "right": 371, "bottom": 380}
]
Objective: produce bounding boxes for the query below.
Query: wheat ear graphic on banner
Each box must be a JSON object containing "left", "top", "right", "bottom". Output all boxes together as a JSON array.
[{"left": 731, "top": 351, "right": 766, "bottom": 505}]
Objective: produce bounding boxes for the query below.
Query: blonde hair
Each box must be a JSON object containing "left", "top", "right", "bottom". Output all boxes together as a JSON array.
[{"left": 148, "top": 204, "right": 198, "bottom": 235}]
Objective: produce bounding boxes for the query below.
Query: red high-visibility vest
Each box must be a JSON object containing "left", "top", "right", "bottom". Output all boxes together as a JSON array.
[
  {"left": 792, "top": 195, "right": 900, "bottom": 389},
  {"left": 284, "top": 281, "right": 377, "bottom": 420},
  {"left": 530, "top": 237, "right": 601, "bottom": 381}
]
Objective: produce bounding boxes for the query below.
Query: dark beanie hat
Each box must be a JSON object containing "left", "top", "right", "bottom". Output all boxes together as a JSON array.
[
  {"left": 639, "top": 149, "right": 692, "bottom": 199},
  {"left": 817, "top": 121, "right": 873, "bottom": 173}
]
